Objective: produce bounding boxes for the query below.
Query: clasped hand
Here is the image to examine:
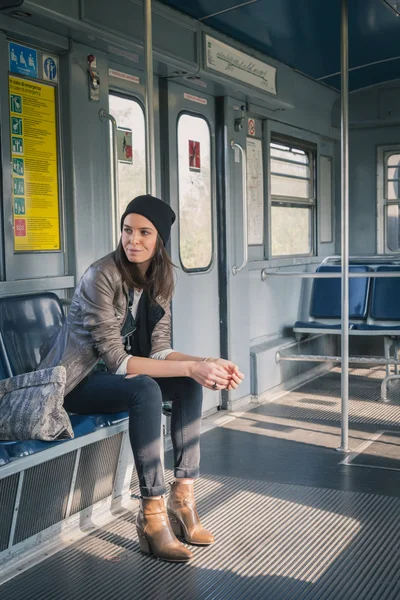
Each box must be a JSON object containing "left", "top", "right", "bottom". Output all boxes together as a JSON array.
[{"left": 190, "top": 358, "right": 244, "bottom": 391}]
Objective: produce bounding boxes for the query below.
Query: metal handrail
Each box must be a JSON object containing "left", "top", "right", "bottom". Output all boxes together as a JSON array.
[
  {"left": 231, "top": 140, "right": 248, "bottom": 275},
  {"left": 99, "top": 108, "right": 119, "bottom": 249},
  {"left": 261, "top": 270, "right": 400, "bottom": 280},
  {"left": 277, "top": 353, "right": 400, "bottom": 366},
  {"left": 321, "top": 254, "right": 400, "bottom": 264}
]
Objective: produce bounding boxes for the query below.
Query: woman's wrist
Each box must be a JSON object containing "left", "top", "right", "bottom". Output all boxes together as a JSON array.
[{"left": 184, "top": 361, "right": 196, "bottom": 378}]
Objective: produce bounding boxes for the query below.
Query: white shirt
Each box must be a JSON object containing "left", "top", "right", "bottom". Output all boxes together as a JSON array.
[{"left": 115, "top": 289, "right": 174, "bottom": 375}]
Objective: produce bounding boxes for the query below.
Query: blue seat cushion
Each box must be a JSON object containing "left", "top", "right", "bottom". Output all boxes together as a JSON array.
[
  {"left": 88, "top": 412, "right": 129, "bottom": 428},
  {"left": 0, "top": 446, "right": 10, "bottom": 466},
  {"left": 311, "top": 266, "right": 371, "bottom": 320},
  {"left": 294, "top": 321, "right": 356, "bottom": 330},
  {"left": 370, "top": 266, "right": 400, "bottom": 320},
  {"left": 355, "top": 324, "right": 400, "bottom": 331},
  {"left": 0, "top": 415, "right": 95, "bottom": 459}
]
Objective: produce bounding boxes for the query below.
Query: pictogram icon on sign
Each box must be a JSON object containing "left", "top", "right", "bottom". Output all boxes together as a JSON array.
[
  {"left": 10, "top": 94, "right": 22, "bottom": 114},
  {"left": 248, "top": 118, "right": 255, "bottom": 136},
  {"left": 14, "top": 197, "right": 25, "bottom": 215},
  {"left": 9, "top": 43, "right": 38, "bottom": 79},
  {"left": 15, "top": 219, "right": 26, "bottom": 237},
  {"left": 43, "top": 56, "right": 58, "bottom": 82},
  {"left": 11, "top": 117, "right": 23, "bottom": 136},
  {"left": 12, "top": 137, "right": 23, "bottom": 154},
  {"left": 13, "top": 158, "right": 24, "bottom": 176}
]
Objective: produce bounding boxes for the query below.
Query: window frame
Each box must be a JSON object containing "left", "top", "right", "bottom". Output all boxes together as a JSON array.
[
  {"left": 176, "top": 110, "right": 215, "bottom": 274},
  {"left": 108, "top": 90, "right": 147, "bottom": 241},
  {"left": 269, "top": 134, "right": 317, "bottom": 259},
  {"left": 377, "top": 145, "right": 400, "bottom": 254},
  {"left": 386, "top": 154, "right": 400, "bottom": 200}
]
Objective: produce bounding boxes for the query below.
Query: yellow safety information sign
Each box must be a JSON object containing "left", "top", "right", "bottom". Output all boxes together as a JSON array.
[{"left": 9, "top": 75, "right": 60, "bottom": 251}]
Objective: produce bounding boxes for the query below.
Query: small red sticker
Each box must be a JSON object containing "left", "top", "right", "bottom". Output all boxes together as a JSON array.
[
  {"left": 189, "top": 140, "right": 201, "bottom": 172},
  {"left": 15, "top": 218, "right": 26, "bottom": 236},
  {"left": 248, "top": 118, "right": 255, "bottom": 136}
]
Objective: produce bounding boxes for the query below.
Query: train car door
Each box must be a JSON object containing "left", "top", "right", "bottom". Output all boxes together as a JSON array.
[{"left": 166, "top": 82, "right": 220, "bottom": 415}]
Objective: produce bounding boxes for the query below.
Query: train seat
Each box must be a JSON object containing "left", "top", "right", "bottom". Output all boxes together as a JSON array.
[
  {"left": 0, "top": 445, "right": 10, "bottom": 466},
  {"left": 0, "top": 293, "right": 175, "bottom": 465},
  {"left": 369, "top": 265, "right": 400, "bottom": 321},
  {"left": 88, "top": 412, "right": 129, "bottom": 428},
  {"left": 294, "top": 264, "right": 400, "bottom": 336},
  {"left": 294, "top": 265, "right": 372, "bottom": 334},
  {"left": 0, "top": 414, "right": 96, "bottom": 459},
  {"left": 0, "top": 292, "right": 64, "bottom": 376},
  {"left": 353, "top": 266, "right": 400, "bottom": 333}
]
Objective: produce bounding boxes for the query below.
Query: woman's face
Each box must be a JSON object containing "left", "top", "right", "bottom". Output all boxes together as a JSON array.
[{"left": 122, "top": 213, "right": 158, "bottom": 271}]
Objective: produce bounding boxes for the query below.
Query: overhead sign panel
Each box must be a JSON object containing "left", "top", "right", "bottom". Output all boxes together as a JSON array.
[
  {"left": 205, "top": 35, "right": 277, "bottom": 96},
  {"left": 109, "top": 69, "right": 140, "bottom": 84},
  {"left": 9, "top": 42, "right": 59, "bottom": 83}
]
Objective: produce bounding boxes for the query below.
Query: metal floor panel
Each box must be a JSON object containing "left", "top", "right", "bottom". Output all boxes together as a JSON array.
[
  {"left": 1, "top": 475, "right": 399, "bottom": 600},
  {"left": 348, "top": 430, "right": 400, "bottom": 471},
  {"left": 192, "top": 367, "right": 400, "bottom": 500},
  {"left": 254, "top": 367, "right": 400, "bottom": 429},
  {"left": 2, "top": 366, "right": 400, "bottom": 599}
]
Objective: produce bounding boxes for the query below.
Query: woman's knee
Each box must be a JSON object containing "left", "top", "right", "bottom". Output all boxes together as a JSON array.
[{"left": 127, "top": 375, "right": 163, "bottom": 409}]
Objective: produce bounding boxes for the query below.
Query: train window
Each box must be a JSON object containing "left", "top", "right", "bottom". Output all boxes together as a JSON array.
[
  {"left": 271, "top": 206, "right": 312, "bottom": 256},
  {"left": 385, "top": 153, "right": 400, "bottom": 251},
  {"left": 386, "top": 153, "right": 400, "bottom": 200},
  {"left": 109, "top": 94, "right": 146, "bottom": 222},
  {"left": 270, "top": 140, "right": 315, "bottom": 257},
  {"left": 177, "top": 114, "right": 213, "bottom": 271}
]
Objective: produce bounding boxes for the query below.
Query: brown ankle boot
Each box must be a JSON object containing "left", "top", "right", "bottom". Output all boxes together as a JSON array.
[
  {"left": 167, "top": 481, "right": 215, "bottom": 546},
  {"left": 136, "top": 497, "right": 193, "bottom": 562}
]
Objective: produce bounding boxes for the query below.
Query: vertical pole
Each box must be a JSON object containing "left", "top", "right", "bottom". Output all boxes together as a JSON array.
[
  {"left": 99, "top": 110, "right": 119, "bottom": 247},
  {"left": 338, "top": 0, "right": 350, "bottom": 453},
  {"left": 111, "top": 118, "right": 119, "bottom": 248},
  {"left": 143, "top": 0, "right": 156, "bottom": 195},
  {"left": 144, "top": 0, "right": 162, "bottom": 464}
]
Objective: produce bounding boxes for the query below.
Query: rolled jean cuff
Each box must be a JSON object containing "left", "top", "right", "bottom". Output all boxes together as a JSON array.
[
  {"left": 174, "top": 466, "right": 200, "bottom": 479},
  {"left": 140, "top": 484, "right": 167, "bottom": 497}
]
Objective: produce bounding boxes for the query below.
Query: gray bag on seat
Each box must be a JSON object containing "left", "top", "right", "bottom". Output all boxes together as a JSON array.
[{"left": 0, "top": 366, "right": 73, "bottom": 441}]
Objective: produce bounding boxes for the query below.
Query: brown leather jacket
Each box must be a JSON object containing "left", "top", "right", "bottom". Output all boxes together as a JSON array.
[{"left": 39, "top": 252, "right": 171, "bottom": 396}]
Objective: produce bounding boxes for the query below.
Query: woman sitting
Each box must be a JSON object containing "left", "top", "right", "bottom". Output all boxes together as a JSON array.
[{"left": 40, "top": 194, "right": 244, "bottom": 562}]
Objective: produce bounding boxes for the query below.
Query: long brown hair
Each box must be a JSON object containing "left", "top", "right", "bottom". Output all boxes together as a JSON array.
[{"left": 114, "top": 235, "right": 175, "bottom": 304}]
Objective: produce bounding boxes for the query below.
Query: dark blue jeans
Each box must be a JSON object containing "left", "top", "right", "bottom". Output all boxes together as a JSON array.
[{"left": 64, "top": 372, "right": 203, "bottom": 497}]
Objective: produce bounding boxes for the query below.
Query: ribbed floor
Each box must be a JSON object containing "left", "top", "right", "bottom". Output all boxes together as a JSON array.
[
  {"left": 257, "top": 367, "right": 400, "bottom": 428},
  {"left": 1, "top": 475, "right": 399, "bottom": 600},
  {"left": 349, "top": 430, "right": 400, "bottom": 471},
  {"left": 2, "top": 366, "right": 400, "bottom": 600}
]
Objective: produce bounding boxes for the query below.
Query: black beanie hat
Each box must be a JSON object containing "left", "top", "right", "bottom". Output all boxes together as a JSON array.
[{"left": 120, "top": 194, "right": 176, "bottom": 246}]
